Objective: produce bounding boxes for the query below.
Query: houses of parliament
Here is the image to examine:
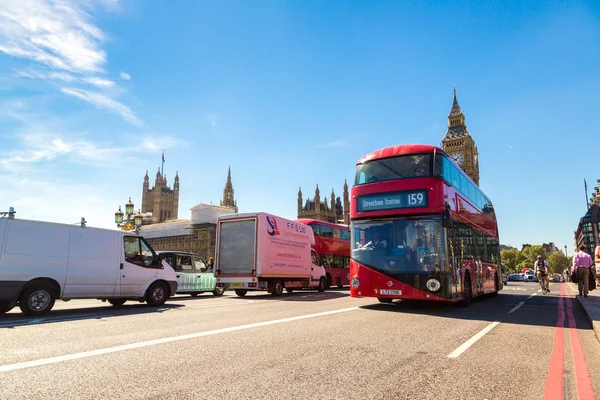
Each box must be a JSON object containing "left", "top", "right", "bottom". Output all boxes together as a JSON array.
[{"left": 297, "top": 88, "right": 481, "bottom": 225}]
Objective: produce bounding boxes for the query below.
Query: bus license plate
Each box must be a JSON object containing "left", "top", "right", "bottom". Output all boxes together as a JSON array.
[
  {"left": 380, "top": 289, "right": 402, "bottom": 296},
  {"left": 230, "top": 283, "right": 244, "bottom": 287}
]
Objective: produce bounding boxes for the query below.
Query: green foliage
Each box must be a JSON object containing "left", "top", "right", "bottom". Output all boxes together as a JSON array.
[
  {"left": 521, "top": 245, "right": 546, "bottom": 263},
  {"left": 547, "top": 252, "right": 569, "bottom": 274},
  {"left": 501, "top": 248, "right": 524, "bottom": 273}
]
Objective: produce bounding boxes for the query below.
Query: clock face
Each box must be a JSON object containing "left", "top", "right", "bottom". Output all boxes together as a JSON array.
[{"left": 450, "top": 152, "right": 464, "bottom": 166}]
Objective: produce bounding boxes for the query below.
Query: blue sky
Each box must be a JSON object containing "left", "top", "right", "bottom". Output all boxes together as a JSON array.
[{"left": 1, "top": 0, "right": 599, "bottom": 252}]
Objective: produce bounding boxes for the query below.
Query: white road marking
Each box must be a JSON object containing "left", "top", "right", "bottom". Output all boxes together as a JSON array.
[
  {"left": 508, "top": 302, "right": 525, "bottom": 314},
  {"left": 0, "top": 306, "right": 359, "bottom": 373},
  {"left": 447, "top": 321, "right": 500, "bottom": 359},
  {"left": 528, "top": 293, "right": 538, "bottom": 299}
]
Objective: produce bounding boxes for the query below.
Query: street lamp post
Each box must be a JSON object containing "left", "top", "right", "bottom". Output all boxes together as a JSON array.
[{"left": 115, "top": 197, "right": 143, "bottom": 231}]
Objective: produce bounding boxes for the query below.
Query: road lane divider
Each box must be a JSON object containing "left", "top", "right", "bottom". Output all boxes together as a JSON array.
[
  {"left": 447, "top": 321, "right": 500, "bottom": 359},
  {"left": 508, "top": 302, "right": 525, "bottom": 314},
  {"left": 0, "top": 306, "right": 359, "bottom": 373},
  {"left": 544, "top": 284, "right": 565, "bottom": 400}
]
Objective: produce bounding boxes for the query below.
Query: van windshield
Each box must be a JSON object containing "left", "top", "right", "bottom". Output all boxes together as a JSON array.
[{"left": 124, "top": 236, "right": 155, "bottom": 266}]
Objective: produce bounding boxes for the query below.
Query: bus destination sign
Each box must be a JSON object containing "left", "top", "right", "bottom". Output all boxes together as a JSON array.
[{"left": 357, "top": 190, "right": 428, "bottom": 212}]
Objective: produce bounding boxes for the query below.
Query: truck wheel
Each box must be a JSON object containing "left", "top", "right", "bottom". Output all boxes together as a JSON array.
[
  {"left": 146, "top": 282, "right": 169, "bottom": 306},
  {"left": 108, "top": 299, "right": 127, "bottom": 307},
  {"left": 18, "top": 285, "right": 56, "bottom": 316},
  {"left": 0, "top": 303, "right": 14, "bottom": 314},
  {"left": 272, "top": 279, "right": 284, "bottom": 296},
  {"left": 234, "top": 289, "right": 248, "bottom": 297},
  {"left": 318, "top": 277, "right": 326, "bottom": 292},
  {"left": 212, "top": 287, "right": 225, "bottom": 297}
]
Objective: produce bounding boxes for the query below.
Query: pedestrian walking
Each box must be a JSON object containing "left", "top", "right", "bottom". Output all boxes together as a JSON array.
[{"left": 573, "top": 245, "right": 593, "bottom": 297}]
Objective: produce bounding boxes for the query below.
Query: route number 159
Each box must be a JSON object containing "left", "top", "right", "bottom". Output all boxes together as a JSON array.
[{"left": 408, "top": 193, "right": 425, "bottom": 205}]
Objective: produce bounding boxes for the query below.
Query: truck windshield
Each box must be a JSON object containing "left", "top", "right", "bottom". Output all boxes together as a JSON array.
[
  {"left": 351, "top": 217, "right": 445, "bottom": 274},
  {"left": 355, "top": 154, "right": 432, "bottom": 185},
  {"left": 218, "top": 219, "right": 256, "bottom": 274}
]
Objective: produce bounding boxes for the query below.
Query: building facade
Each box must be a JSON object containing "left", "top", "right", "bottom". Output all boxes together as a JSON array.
[
  {"left": 297, "top": 181, "right": 349, "bottom": 225},
  {"left": 142, "top": 168, "right": 179, "bottom": 223},
  {"left": 574, "top": 180, "right": 600, "bottom": 254},
  {"left": 140, "top": 169, "right": 237, "bottom": 260},
  {"left": 441, "top": 87, "right": 480, "bottom": 186}
]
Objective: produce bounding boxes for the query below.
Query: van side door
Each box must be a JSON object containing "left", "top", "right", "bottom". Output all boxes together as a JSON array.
[{"left": 120, "top": 236, "right": 158, "bottom": 297}]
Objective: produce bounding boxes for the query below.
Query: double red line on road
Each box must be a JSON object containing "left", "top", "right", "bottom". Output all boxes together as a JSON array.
[{"left": 544, "top": 284, "right": 595, "bottom": 400}]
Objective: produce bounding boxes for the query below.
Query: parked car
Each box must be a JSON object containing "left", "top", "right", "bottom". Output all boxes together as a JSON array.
[
  {"left": 157, "top": 251, "right": 224, "bottom": 297},
  {"left": 523, "top": 273, "right": 538, "bottom": 282},
  {"left": 508, "top": 273, "right": 523, "bottom": 282}
]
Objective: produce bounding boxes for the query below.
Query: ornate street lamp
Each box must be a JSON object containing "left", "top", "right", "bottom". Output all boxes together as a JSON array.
[
  {"left": 115, "top": 197, "right": 143, "bottom": 231},
  {"left": 0, "top": 207, "right": 16, "bottom": 219}
]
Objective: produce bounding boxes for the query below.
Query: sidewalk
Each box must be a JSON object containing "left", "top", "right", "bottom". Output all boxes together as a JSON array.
[{"left": 566, "top": 281, "right": 600, "bottom": 343}]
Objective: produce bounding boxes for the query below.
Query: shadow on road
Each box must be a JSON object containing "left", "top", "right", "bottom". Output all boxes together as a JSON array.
[
  {"left": 359, "top": 286, "right": 594, "bottom": 330},
  {"left": 0, "top": 303, "right": 185, "bottom": 329},
  {"left": 226, "top": 290, "right": 349, "bottom": 302}
]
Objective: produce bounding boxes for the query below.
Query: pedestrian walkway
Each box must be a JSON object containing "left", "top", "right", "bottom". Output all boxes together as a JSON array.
[{"left": 566, "top": 281, "right": 600, "bottom": 343}]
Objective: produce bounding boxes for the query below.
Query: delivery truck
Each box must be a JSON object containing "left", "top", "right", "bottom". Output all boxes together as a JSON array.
[
  {"left": 0, "top": 217, "right": 177, "bottom": 316},
  {"left": 215, "top": 212, "right": 327, "bottom": 296}
]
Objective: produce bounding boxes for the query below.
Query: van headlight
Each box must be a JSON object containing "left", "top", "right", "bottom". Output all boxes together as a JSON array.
[
  {"left": 351, "top": 276, "right": 360, "bottom": 289},
  {"left": 426, "top": 278, "right": 441, "bottom": 292}
]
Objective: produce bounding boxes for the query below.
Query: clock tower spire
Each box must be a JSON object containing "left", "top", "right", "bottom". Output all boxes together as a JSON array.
[{"left": 441, "top": 86, "right": 480, "bottom": 185}]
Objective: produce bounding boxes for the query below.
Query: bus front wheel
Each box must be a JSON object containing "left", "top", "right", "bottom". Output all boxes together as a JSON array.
[{"left": 460, "top": 274, "right": 472, "bottom": 307}]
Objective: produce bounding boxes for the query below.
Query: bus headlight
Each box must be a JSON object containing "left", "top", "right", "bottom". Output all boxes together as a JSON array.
[
  {"left": 351, "top": 276, "right": 360, "bottom": 289},
  {"left": 426, "top": 278, "right": 441, "bottom": 292}
]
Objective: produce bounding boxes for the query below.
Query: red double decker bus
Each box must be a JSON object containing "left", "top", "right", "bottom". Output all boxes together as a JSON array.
[
  {"left": 349, "top": 144, "right": 501, "bottom": 305},
  {"left": 296, "top": 219, "right": 350, "bottom": 288}
]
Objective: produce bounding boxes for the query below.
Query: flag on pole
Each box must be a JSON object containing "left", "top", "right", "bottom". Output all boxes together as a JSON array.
[{"left": 162, "top": 150, "right": 165, "bottom": 162}]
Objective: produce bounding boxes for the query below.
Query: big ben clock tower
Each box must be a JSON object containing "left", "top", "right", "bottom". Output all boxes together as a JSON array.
[{"left": 441, "top": 86, "right": 480, "bottom": 186}]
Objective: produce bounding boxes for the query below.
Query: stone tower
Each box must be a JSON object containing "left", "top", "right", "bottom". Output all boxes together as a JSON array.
[
  {"left": 220, "top": 167, "right": 238, "bottom": 212},
  {"left": 141, "top": 168, "right": 179, "bottom": 223},
  {"left": 441, "top": 87, "right": 480, "bottom": 185},
  {"left": 297, "top": 183, "right": 350, "bottom": 224}
]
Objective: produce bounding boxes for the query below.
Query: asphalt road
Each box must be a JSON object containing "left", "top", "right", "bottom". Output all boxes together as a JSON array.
[{"left": 0, "top": 282, "right": 598, "bottom": 400}]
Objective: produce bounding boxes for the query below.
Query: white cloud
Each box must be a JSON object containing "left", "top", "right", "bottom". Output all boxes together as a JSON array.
[
  {"left": 0, "top": 1, "right": 141, "bottom": 124},
  {"left": 317, "top": 140, "right": 346, "bottom": 148},
  {"left": 61, "top": 87, "right": 142, "bottom": 126},
  {"left": 120, "top": 72, "right": 131, "bottom": 80},
  {"left": 0, "top": 0, "right": 108, "bottom": 73}
]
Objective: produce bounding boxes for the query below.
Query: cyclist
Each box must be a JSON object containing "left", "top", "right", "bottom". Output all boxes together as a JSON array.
[{"left": 534, "top": 255, "right": 550, "bottom": 293}]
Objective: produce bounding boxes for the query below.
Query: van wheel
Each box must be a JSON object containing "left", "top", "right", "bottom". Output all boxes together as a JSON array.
[
  {"left": 146, "top": 282, "right": 169, "bottom": 306},
  {"left": 272, "top": 280, "right": 284, "bottom": 296},
  {"left": 108, "top": 299, "right": 126, "bottom": 307},
  {"left": 459, "top": 274, "right": 472, "bottom": 307},
  {"left": 0, "top": 303, "right": 14, "bottom": 314},
  {"left": 234, "top": 289, "right": 247, "bottom": 297},
  {"left": 318, "top": 277, "right": 326, "bottom": 292},
  {"left": 212, "top": 287, "right": 225, "bottom": 297},
  {"left": 19, "top": 285, "right": 56, "bottom": 316}
]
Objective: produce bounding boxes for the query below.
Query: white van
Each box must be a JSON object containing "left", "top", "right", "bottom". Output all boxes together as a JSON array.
[{"left": 0, "top": 217, "right": 177, "bottom": 316}]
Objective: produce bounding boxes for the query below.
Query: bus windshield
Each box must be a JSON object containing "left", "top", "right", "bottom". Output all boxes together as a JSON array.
[
  {"left": 351, "top": 217, "right": 445, "bottom": 274},
  {"left": 355, "top": 154, "right": 432, "bottom": 185}
]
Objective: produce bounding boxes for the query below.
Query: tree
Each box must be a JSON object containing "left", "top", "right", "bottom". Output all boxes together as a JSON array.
[
  {"left": 501, "top": 248, "right": 523, "bottom": 273},
  {"left": 547, "top": 252, "right": 569, "bottom": 274},
  {"left": 522, "top": 245, "right": 546, "bottom": 265}
]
